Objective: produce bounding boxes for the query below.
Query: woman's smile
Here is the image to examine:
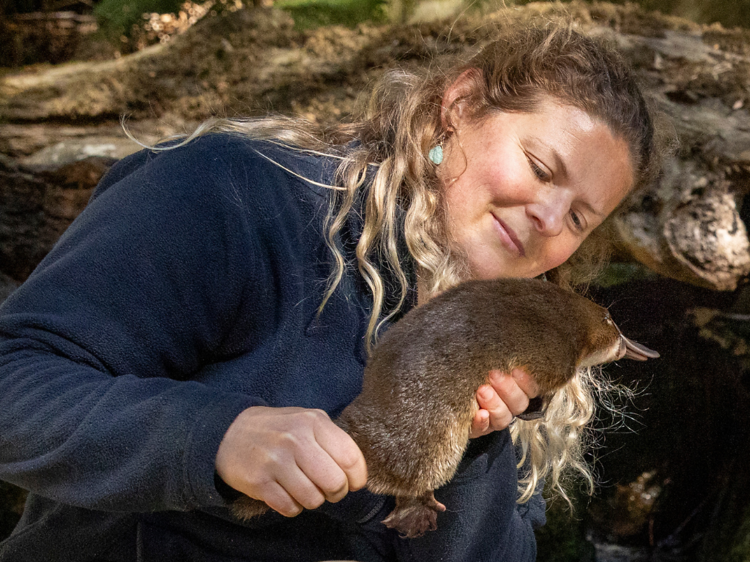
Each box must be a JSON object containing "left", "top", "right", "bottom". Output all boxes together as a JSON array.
[{"left": 490, "top": 213, "right": 525, "bottom": 258}]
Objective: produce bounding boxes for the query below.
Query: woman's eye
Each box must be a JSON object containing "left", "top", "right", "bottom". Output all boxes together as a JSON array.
[
  {"left": 527, "top": 156, "right": 551, "bottom": 182},
  {"left": 570, "top": 210, "right": 585, "bottom": 231}
]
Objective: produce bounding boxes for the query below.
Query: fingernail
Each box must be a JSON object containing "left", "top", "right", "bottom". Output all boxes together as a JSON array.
[{"left": 489, "top": 371, "right": 505, "bottom": 384}]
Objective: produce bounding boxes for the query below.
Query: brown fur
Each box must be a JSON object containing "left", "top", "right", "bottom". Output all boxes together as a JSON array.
[{"left": 232, "top": 278, "right": 656, "bottom": 537}]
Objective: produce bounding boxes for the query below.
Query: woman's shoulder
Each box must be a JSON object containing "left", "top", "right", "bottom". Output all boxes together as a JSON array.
[{"left": 96, "top": 133, "right": 339, "bottom": 205}]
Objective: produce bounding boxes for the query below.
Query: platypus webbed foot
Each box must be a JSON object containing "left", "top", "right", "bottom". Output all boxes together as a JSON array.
[{"left": 383, "top": 491, "right": 446, "bottom": 538}]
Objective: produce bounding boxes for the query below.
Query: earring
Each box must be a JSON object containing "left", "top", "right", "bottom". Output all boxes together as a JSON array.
[{"left": 428, "top": 144, "right": 443, "bottom": 165}]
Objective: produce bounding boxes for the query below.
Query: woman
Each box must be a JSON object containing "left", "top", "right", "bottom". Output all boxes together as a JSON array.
[{"left": 0, "top": 21, "right": 658, "bottom": 562}]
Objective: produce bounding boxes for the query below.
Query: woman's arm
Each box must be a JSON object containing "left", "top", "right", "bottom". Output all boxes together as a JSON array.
[{"left": 0, "top": 138, "right": 284, "bottom": 513}]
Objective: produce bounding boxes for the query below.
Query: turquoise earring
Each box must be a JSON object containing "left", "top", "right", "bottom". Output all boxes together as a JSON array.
[{"left": 428, "top": 145, "right": 443, "bottom": 165}]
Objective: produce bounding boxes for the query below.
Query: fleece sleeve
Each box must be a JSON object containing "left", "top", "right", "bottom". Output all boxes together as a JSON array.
[
  {"left": 0, "top": 141, "right": 272, "bottom": 513},
  {"left": 517, "top": 479, "right": 546, "bottom": 530}
]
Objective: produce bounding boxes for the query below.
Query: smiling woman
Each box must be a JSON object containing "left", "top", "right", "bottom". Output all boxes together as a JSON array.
[
  {"left": 438, "top": 92, "right": 634, "bottom": 280},
  {"left": 0, "top": 19, "right": 663, "bottom": 562}
]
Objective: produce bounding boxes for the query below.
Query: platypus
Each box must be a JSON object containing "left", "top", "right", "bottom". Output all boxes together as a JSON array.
[{"left": 231, "top": 278, "right": 659, "bottom": 537}]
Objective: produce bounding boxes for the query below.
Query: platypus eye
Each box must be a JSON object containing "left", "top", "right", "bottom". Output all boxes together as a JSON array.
[{"left": 604, "top": 311, "right": 613, "bottom": 325}]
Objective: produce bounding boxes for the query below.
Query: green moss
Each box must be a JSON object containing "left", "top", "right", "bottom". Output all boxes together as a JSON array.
[
  {"left": 277, "top": 0, "right": 389, "bottom": 29},
  {"left": 94, "top": 0, "right": 185, "bottom": 40},
  {"left": 593, "top": 262, "right": 659, "bottom": 288}
]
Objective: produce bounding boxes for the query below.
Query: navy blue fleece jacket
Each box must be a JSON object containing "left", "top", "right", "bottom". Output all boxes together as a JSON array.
[{"left": 0, "top": 134, "right": 545, "bottom": 561}]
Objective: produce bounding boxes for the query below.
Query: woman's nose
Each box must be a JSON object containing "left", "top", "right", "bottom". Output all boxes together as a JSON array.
[{"left": 526, "top": 192, "right": 568, "bottom": 237}]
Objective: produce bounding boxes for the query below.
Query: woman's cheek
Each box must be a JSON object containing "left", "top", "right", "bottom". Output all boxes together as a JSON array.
[{"left": 541, "top": 238, "right": 582, "bottom": 272}]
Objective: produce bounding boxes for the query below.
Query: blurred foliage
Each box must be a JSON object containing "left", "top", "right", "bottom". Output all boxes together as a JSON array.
[
  {"left": 493, "top": 0, "right": 750, "bottom": 30},
  {"left": 606, "top": 0, "right": 750, "bottom": 30},
  {"left": 278, "top": 0, "right": 388, "bottom": 29},
  {"left": 593, "top": 263, "right": 660, "bottom": 289},
  {"left": 94, "top": 0, "right": 187, "bottom": 43},
  {"left": 93, "top": 0, "right": 387, "bottom": 48},
  {"left": 4, "top": 0, "right": 750, "bottom": 35}
]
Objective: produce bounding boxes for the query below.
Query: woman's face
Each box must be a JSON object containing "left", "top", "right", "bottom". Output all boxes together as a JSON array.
[{"left": 439, "top": 94, "right": 634, "bottom": 280}]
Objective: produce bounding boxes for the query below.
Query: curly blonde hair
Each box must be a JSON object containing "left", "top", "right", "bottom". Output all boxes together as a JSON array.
[{"left": 136, "top": 20, "right": 659, "bottom": 507}]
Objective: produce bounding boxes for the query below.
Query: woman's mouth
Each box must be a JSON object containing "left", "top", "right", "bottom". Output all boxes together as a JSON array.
[{"left": 491, "top": 213, "right": 525, "bottom": 257}]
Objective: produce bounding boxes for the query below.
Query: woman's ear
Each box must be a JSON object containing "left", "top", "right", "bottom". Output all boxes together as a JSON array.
[{"left": 440, "top": 68, "right": 482, "bottom": 130}]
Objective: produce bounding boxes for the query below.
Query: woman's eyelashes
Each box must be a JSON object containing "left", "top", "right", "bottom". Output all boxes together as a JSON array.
[
  {"left": 526, "top": 155, "right": 551, "bottom": 182},
  {"left": 569, "top": 209, "right": 585, "bottom": 232}
]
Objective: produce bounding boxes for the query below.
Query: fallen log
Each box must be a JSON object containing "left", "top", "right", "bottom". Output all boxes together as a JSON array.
[{"left": 0, "top": 153, "right": 106, "bottom": 281}]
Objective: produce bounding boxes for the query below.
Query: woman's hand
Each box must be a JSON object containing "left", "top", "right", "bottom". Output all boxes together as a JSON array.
[
  {"left": 469, "top": 368, "right": 539, "bottom": 438},
  {"left": 215, "top": 406, "right": 368, "bottom": 517}
]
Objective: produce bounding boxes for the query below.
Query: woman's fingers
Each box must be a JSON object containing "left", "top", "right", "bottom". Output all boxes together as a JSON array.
[
  {"left": 470, "top": 383, "right": 514, "bottom": 438},
  {"left": 311, "top": 418, "right": 368, "bottom": 495},
  {"left": 290, "top": 411, "right": 367, "bottom": 505},
  {"left": 489, "top": 369, "right": 534, "bottom": 416},
  {"left": 260, "top": 480, "right": 304, "bottom": 517},
  {"left": 469, "top": 386, "right": 498, "bottom": 437},
  {"left": 507, "top": 368, "right": 541, "bottom": 402},
  {"left": 479, "top": 382, "right": 516, "bottom": 432},
  {"left": 470, "top": 368, "right": 536, "bottom": 437},
  {"left": 274, "top": 461, "right": 328, "bottom": 511},
  {"left": 215, "top": 406, "right": 367, "bottom": 518}
]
